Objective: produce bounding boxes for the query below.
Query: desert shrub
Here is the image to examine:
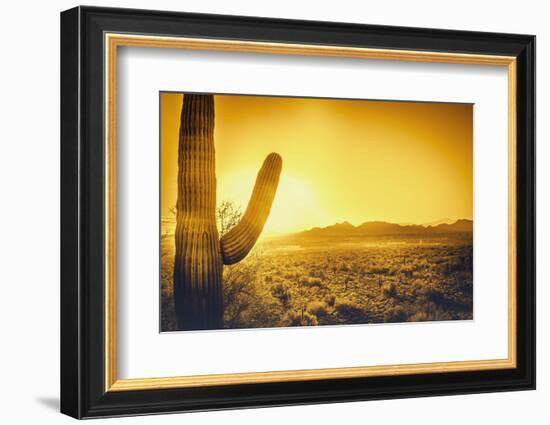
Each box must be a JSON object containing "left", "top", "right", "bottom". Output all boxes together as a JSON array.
[
  {"left": 388, "top": 266, "right": 399, "bottom": 276},
  {"left": 403, "top": 299, "right": 457, "bottom": 324},
  {"left": 307, "top": 301, "right": 331, "bottom": 318},
  {"left": 421, "top": 302, "right": 454, "bottom": 321},
  {"left": 382, "top": 282, "right": 398, "bottom": 298},
  {"left": 409, "top": 311, "right": 432, "bottom": 322},
  {"left": 411, "top": 278, "right": 425, "bottom": 288},
  {"left": 384, "top": 305, "right": 408, "bottom": 322},
  {"left": 301, "top": 311, "right": 319, "bottom": 326},
  {"left": 453, "top": 271, "right": 473, "bottom": 291},
  {"left": 427, "top": 288, "right": 445, "bottom": 304},
  {"left": 284, "top": 310, "right": 319, "bottom": 327},
  {"left": 412, "top": 280, "right": 430, "bottom": 297},
  {"left": 325, "top": 294, "right": 336, "bottom": 307},
  {"left": 284, "top": 310, "right": 302, "bottom": 326},
  {"left": 244, "top": 298, "right": 284, "bottom": 328},
  {"left": 401, "top": 266, "right": 414, "bottom": 278},
  {"left": 160, "top": 289, "right": 177, "bottom": 331},
  {"left": 309, "top": 269, "right": 325, "bottom": 279},
  {"left": 223, "top": 262, "right": 260, "bottom": 328},
  {"left": 370, "top": 266, "right": 390, "bottom": 275},
  {"left": 334, "top": 299, "right": 371, "bottom": 323},
  {"left": 271, "top": 283, "right": 291, "bottom": 308},
  {"left": 216, "top": 201, "right": 268, "bottom": 328},
  {"left": 418, "top": 284, "right": 446, "bottom": 304},
  {"left": 438, "top": 257, "right": 471, "bottom": 276},
  {"left": 216, "top": 200, "right": 242, "bottom": 237},
  {"left": 301, "top": 277, "right": 323, "bottom": 288},
  {"left": 159, "top": 238, "right": 177, "bottom": 331}
]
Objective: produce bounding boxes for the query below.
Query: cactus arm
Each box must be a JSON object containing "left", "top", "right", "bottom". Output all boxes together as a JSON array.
[{"left": 220, "top": 153, "right": 282, "bottom": 265}]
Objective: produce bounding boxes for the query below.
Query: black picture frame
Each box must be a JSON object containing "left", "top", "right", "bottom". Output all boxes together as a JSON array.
[{"left": 61, "top": 5, "right": 535, "bottom": 419}]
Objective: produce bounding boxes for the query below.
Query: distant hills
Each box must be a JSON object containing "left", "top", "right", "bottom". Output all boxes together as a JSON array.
[
  {"left": 296, "top": 219, "right": 472, "bottom": 238},
  {"left": 422, "top": 218, "right": 457, "bottom": 227}
]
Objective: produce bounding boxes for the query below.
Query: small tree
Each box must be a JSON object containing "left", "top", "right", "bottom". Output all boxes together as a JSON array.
[
  {"left": 217, "top": 201, "right": 264, "bottom": 328},
  {"left": 217, "top": 201, "right": 243, "bottom": 237}
]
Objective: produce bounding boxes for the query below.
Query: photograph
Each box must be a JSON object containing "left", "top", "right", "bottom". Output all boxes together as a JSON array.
[{"left": 160, "top": 92, "right": 474, "bottom": 332}]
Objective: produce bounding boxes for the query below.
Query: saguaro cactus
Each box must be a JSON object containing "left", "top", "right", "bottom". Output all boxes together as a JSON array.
[{"left": 173, "top": 94, "right": 282, "bottom": 330}]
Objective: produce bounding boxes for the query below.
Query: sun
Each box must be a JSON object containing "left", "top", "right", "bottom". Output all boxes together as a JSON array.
[
  {"left": 265, "top": 173, "right": 327, "bottom": 235},
  {"left": 217, "top": 170, "right": 325, "bottom": 237}
]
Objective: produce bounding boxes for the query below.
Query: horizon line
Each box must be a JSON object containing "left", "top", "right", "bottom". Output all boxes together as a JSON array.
[{"left": 161, "top": 217, "right": 473, "bottom": 234}]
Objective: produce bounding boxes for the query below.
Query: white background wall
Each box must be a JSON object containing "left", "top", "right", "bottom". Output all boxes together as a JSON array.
[{"left": 0, "top": 0, "right": 546, "bottom": 423}]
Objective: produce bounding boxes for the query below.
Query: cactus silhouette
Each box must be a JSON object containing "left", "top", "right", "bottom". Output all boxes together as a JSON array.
[{"left": 173, "top": 94, "right": 282, "bottom": 330}]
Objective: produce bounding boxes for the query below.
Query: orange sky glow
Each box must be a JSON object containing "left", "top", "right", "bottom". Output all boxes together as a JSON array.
[{"left": 161, "top": 93, "right": 472, "bottom": 236}]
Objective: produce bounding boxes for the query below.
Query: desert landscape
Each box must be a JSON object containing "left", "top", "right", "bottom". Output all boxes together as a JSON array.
[
  {"left": 160, "top": 93, "right": 473, "bottom": 331},
  {"left": 161, "top": 217, "right": 473, "bottom": 331}
]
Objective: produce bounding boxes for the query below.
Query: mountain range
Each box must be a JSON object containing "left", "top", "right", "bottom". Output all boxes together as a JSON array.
[{"left": 296, "top": 219, "right": 472, "bottom": 238}]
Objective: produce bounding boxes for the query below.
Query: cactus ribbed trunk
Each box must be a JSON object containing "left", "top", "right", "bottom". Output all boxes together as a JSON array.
[
  {"left": 173, "top": 94, "right": 282, "bottom": 331},
  {"left": 173, "top": 95, "right": 223, "bottom": 330}
]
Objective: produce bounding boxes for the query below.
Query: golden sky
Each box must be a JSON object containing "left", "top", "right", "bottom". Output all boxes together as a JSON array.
[{"left": 161, "top": 93, "right": 472, "bottom": 235}]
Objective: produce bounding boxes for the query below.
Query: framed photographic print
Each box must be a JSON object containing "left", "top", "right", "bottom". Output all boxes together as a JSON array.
[{"left": 60, "top": 6, "right": 535, "bottom": 419}]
